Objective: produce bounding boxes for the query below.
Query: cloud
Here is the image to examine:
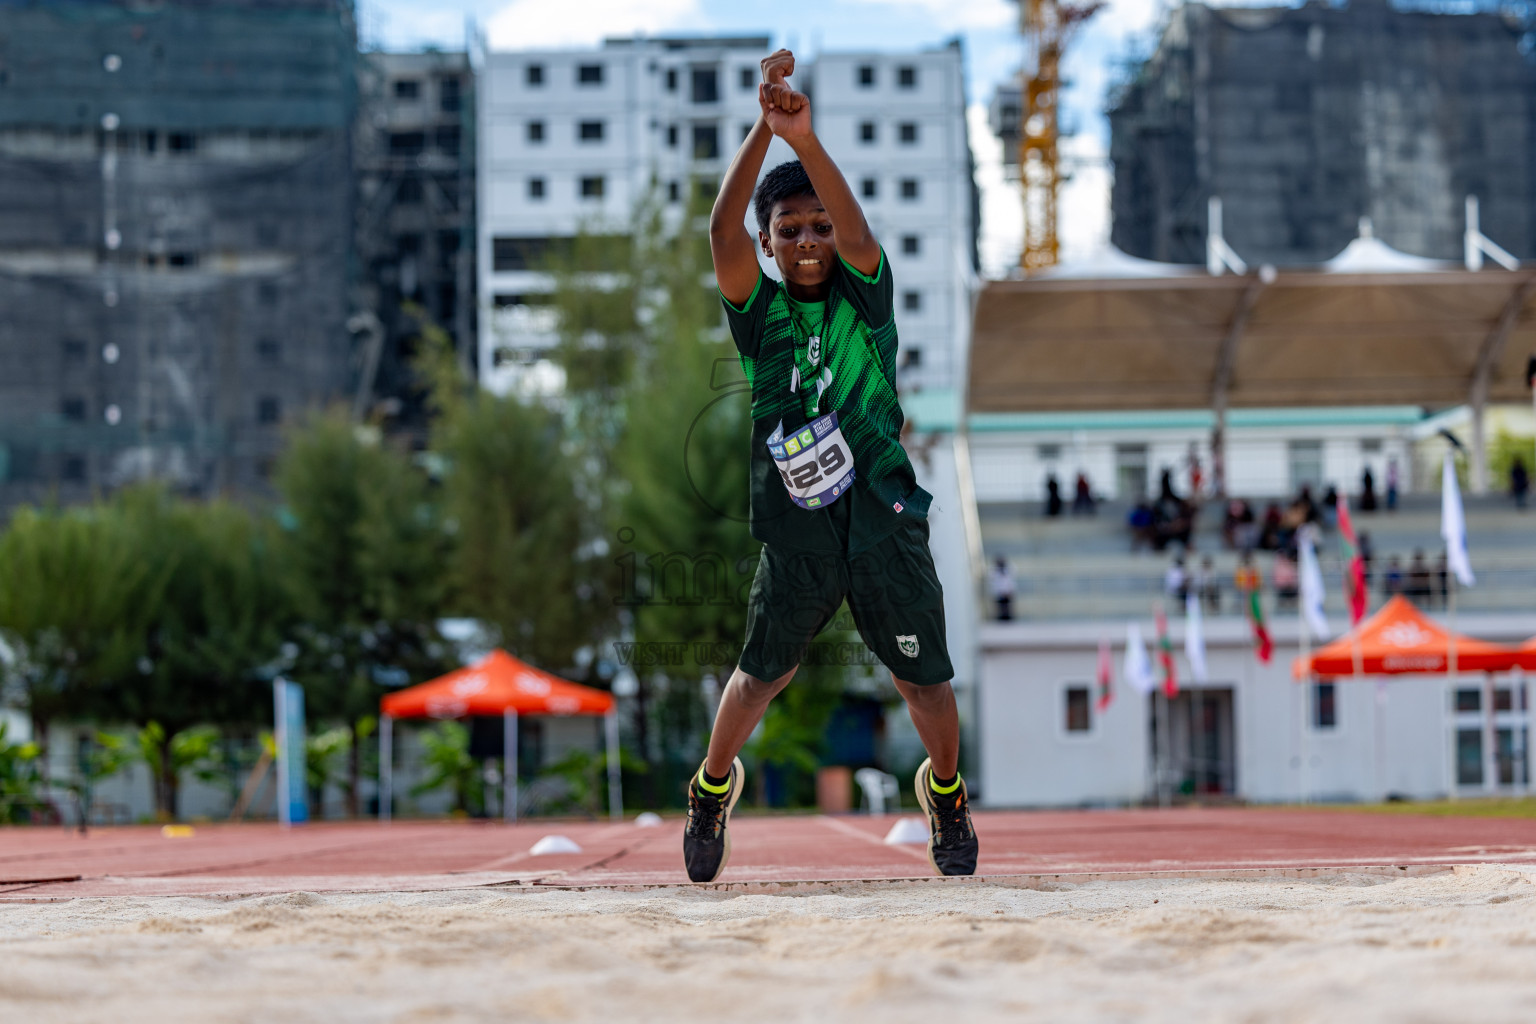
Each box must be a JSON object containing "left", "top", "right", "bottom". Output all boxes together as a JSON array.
[
  {"left": 838, "top": 0, "right": 1015, "bottom": 31},
  {"left": 485, "top": 0, "right": 704, "bottom": 49}
]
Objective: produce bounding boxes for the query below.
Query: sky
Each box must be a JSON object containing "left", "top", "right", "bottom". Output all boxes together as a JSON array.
[{"left": 356, "top": 0, "right": 1178, "bottom": 276}]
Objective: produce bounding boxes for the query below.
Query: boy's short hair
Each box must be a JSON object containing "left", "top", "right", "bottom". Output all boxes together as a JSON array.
[{"left": 753, "top": 160, "right": 817, "bottom": 235}]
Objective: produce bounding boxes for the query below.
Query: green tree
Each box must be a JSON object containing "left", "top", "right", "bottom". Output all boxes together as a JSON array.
[
  {"left": 409, "top": 720, "right": 484, "bottom": 816},
  {"left": 61, "top": 730, "right": 133, "bottom": 830},
  {"left": 0, "top": 721, "right": 44, "bottom": 824},
  {"left": 274, "top": 411, "right": 453, "bottom": 817},
  {"left": 133, "top": 722, "right": 223, "bottom": 822},
  {"left": 416, "top": 321, "right": 608, "bottom": 676},
  {"left": 104, "top": 489, "right": 285, "bottom": 819},
  {"left": 0, "top": 504, "right": 149, "bottom": 779}
]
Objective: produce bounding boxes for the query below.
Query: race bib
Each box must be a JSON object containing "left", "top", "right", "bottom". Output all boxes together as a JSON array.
[{"left": 767, "top": 412, "right": 855, "bottom": 510}]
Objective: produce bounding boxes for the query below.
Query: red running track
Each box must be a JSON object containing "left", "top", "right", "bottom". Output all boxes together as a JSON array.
[{"left": 2, "top": 808, "right": 1534, "bottom": 899}]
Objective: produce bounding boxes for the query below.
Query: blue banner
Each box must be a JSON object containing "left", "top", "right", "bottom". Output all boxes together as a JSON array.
[{"left": 273, "top": 679, "right": 308, "bottom": 826}]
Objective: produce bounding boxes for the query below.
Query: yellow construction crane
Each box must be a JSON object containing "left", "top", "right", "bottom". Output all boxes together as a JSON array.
[{"left": 1017, "top": 0, "right": 1102, "bottom": 271}]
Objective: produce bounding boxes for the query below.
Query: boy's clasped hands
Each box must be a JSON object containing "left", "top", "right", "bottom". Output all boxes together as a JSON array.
[{"left": 758, "top": 49, "right": 811, "bottom": 142}]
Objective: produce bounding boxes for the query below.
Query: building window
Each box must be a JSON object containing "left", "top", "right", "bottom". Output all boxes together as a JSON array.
[
  {"left": 393, "top": 79, "right": 420, "bottom": 100},
  {"left": 493, "top": 237, "right": 564, "bottom": 272},
  {"left": 667, "top": 124, "right": 679, "bottom": 148},
  {"left": 167, "top": 132, "right": 196, "bottom": 153},
  {"left": 901, "top": 234, "right": 920, "bottom": 256},
  {"left": 739, "top": 67, "right": 754, "bottom": 90},
  {"left": 61, "top": 455, "right": 86, "bottom": 482},
  {"left": 1457, "top": 728, "right": 1484, "bottom": 786},
  {"left": 899, "top": 178, "right": 919, "bottom": 200},
  {"left": 396, "top": 178, "right": 423, "bottom": 205},
  {"left": 435, "top": 125, "right": 459, "bottom": 154},
  {"left": 667, "top": 180, "right": 681, "bottom": 204},
  {"left": 439, "top": 75, "right": 462, "bottom": 113},
  {"left": 1115, "top": 443, "right": 1150, "bottom": 499},
  {"left": 1455, "top": 687, "right": 1481, "bottom": 712},
  {"left": 526, "top": 64, "right": 544, "bottom": 86},
  {"left": 580, "top": 175, "right": 605, "bottom": 199},
  {"left": 859, "top": 121, "right": 876, "bottom": 143},
  {"left": 257, "top": 396, "right": 281, "bottom": 425},
  {"left": 167, "top": 252, "right": 198, "bottom": 268},
  {"left": 61, "top": 397, "right": 86, "bottom": 422},
  {"left": 528, "top": 177, "right": 545, "bottom": 200},
  {"left": 1065, "top": 686, "right": 1091, "bottom": 733},
  {"left": 666, "top": 67, "right": 678, "bottom": 92},
  {"left": 692, "top": 123, "right": 719, "bottom": 160},
  {"left": 1312, "top": 682, "right": 1337, "bottom": 730},
  {"left": 577, "top": 63, "right": 604, "bottom": 85},
  {"left": 63, "top": 338, "right": 87, "bottom": 362},
  {"left": 899, "top": 122, "right": 918, "bottom": 144},
  {"left": 741, "top": 122, "right": 752, "bottom": 140},
  {"left": 578, "top": 120, "right": 605, "bottom": 142},
  {"left": 691, "top": 66, "right": 719, "bottom": 104},
  {"left": 1288, "top": 439, "right": 1324, "bottom": 493},
  {"left": 902, "top": 290, "right": 922, "bottom": 312},
  {"left": 858, "top": 64, "right": 876, "bottom": 87},
  {"left": 897, "top": 65, "right": 917, "bottom": 88},
  {"left": 389, "top": 131, "right": 425, "bottom": 156},
  {"left": 860, "top": 177, "right": 877, "bottom": 199},
  {"left": 904, "top": 347, "right": 923, "bottom": 367},
  {"left": 527, "top": 120, "right": 544, "bottom": 143}
]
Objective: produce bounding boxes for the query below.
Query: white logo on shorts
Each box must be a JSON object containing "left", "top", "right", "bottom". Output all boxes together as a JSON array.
[{"left": 896, "top": 635, "right": 919, "bottom": 658}]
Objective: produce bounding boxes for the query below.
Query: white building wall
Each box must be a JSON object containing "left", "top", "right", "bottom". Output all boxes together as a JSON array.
[
  {"left": 976, "top": 614, "right": 1532, "bottom": 808},
  {"left": 478, "top": 38, "right": 976, "bottom": 398}
]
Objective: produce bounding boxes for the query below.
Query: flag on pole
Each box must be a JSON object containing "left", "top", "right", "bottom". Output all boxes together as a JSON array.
[
  {"left": 1096, "top": 636, "right": 1114, "bottom": 711},
  {"left": 1246, "top": 589, "right": 1273, "bottom": 663},
  {"left": 1184, "top": 591, "right": 1209, "bottom": 683},
  {"left": 1441, "top": 450, "right": 1475, "bottom": 587},
  {"left": 1154, "top": 603, "right": 1179, "bottom": 698},
  {"left": 1124, "top": 621, "right": 1156, "bottom": 695},
  {"left": 1298, "top": 524, "right": 1331, "bottom": 640},
  {"left": 1335, "top": 493, "right": 1368, "bottom": 625}
]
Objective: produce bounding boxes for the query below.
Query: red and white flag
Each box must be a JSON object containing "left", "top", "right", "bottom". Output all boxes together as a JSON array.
[{"left": 1096, "top": 636, "right": 1114, "bottom": 711}]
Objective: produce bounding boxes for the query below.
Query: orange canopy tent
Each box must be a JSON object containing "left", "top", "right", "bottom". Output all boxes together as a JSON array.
[
  {"left": 1517, "top": 638, "right": 1536, "bottom": 673},
  {"left": 1293, "top": 596, "right": 1521, "bottom": 679},
  {"left": 378, "top": 649, "right": 620, "bottom": 823}
]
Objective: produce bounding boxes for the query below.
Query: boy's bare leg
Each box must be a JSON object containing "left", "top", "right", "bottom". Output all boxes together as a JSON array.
[
  {"left": 703, "top": 665, "right": 797, "bottom": 777},
  {"left": 892, "top": 677, "right": 959, "bottom": 779}
]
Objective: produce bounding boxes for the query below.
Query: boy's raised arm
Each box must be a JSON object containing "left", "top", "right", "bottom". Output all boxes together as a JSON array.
[
  {"left": 761, "top": 53, "right": 881, "bottom": 277},
  {"left": 709, "top": 104, "right": 774, "bottom": 307}
]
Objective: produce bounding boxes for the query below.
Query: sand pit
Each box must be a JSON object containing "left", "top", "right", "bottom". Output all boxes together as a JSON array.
[{"left": 1, "top": 868, "right": 1533, "bottom": 1022}]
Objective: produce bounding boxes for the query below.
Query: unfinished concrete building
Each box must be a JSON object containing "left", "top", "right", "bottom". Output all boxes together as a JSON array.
[
  {"left": 1108, "top": 0, "right": 1536, "bottom": 265},
  {"left": 0, "top": 0, "right": 357, "bottom": 511},
  {"left": 354, "top": 50, "right": 475, "bottom": 434}
]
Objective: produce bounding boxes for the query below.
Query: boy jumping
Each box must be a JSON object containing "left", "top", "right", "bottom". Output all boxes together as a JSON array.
[{"left": 685, "top": 49, "right": 978, "bottom": 881}]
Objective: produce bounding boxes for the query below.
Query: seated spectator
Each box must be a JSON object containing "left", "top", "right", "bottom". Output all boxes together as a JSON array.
[
  {"left": 989, "top": 556, "right": 1015, "bottom": 621},
  {"left": 1513, "top": 457, "right": 1530, "bottom": 510},
  {"left": 1198, "top": 555, "right": 1221, "bottom": 613},
  {"left": 1128, "top": 501, "right": 1156, "bottom": 552},
  {"left": 1044, "top": 473, "right": 1063, "bottom": 517},
  {"left": 1234, "top": 550, "right": 1261, "bottom": 601},
  {"left": 1164, "top": 557, "right": 1188, "bottom": 605},
  {"left": 1359, "top": 531, "right": 1375, "bottom": 585},
  {"left": 1258, "top": 503, "right": 1283, "bottom": 551},
  {"left": 1383, "top": 556, "right": 1404, "bottom": 597},
  {"left": 1320, "top": 485, "right": 1339, "bottom": 529},
  {"left": 1407, "top": 549, "right": 1432, "bottom": 604},
  {"left": 1273, "top": 550, "right": 1300, "bottom": 609},
  {"left": 1072, "top": 473, "right": 1096, "bottom": 515}
]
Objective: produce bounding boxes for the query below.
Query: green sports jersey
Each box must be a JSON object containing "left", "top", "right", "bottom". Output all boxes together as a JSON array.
[{"left": 721, "top": 249, "right": 931, "bottom": 554}]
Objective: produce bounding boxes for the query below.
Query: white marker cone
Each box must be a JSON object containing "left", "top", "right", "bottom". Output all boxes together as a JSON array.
[
  {"left": 529, "top": 835, "right": 583, "bottom": 855},
  {"left": 883, "top": 817, "right": 929, "bottom": 845},
  {"left": 633, "top": 812, "right": 663, "bottom": 827}
]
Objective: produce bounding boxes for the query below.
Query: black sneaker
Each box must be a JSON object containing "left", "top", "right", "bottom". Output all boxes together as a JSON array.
[
  {"left": 683, "top": 757, "right": 744, "bottom": 883},
  {"left": 913, "top": 757, "right": 978, "bottom": 876}
]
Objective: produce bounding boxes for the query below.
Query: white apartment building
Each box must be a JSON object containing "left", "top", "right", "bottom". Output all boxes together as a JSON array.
[{"left": 476, "top": 36, "right": 978, "bottom": 397}]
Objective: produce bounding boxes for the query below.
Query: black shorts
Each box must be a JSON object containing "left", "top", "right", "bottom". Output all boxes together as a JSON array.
[{"left": 738, "top": 517, "right": 954, "bottom": 686}]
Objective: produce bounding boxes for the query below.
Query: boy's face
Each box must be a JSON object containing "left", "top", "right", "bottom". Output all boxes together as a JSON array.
[{"left": 760, "top": 194, "right": 836, "bottom": 296}]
